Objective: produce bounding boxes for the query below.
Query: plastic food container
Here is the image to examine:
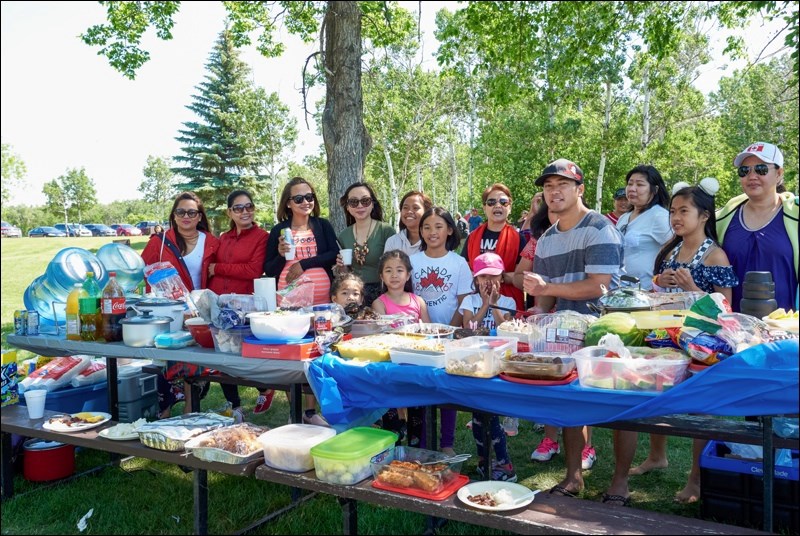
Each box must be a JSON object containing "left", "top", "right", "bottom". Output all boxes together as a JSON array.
[
  {"left": 335, "top": 333, "right": 423, "bottom": 362},
  {"left": 371, "top": 446, "right": 464, "bottom": 494},
  {"left": 443, "top": 336, "right": 517, "bottom": 378},
  {"left": 310, "top": 426, "right": 397, "bottom": 485},
  {"left": 501, "top": 352, "right": 575, "bottom": 380},
  {"left": 389, "top": 338, "right": 447, "bottom": 368},
  {"left": 392, "top": 323, "right": 456, "bottom": 339},
  {"left": 257, "top": 424, "right": 337, "bottom": 472},
  {"left": 185, "top": 423, "right": 268, "bottom": 464},
  {"left": 525, "top": 312, "right": 592, "bottom": 353},
  {"left": 210, "top": 325, "right": 252, "bottom": 354},
  {"left": 154, "top": 330, "right": 194, "bottom": 349},
  {"left": 137, "top": 412, "right": 233, "bottom": 451},
  {"left": 572, "top": 346, "right": 690, "bottom": 392}
]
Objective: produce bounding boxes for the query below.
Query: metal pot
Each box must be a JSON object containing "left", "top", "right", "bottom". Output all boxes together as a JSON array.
[
  {"left": 23, "top": 439, "right": 75, "bottom": 481},
  {"left": 588, "top": 275, "right": 655, "bottom": 315},
  {"left": 131, "top": 298, "right": 185, "bottom": 331},
  {"left": 120, "top": 310, "right": 171, "bottom": 347}
]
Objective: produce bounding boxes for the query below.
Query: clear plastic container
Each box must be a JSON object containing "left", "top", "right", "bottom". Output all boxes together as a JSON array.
[
  {"left": 258, "top": 424, "right": 337, "bottom": 472},
  {"left": 389, "top": 338, "right": 447, "bottom": 368},
  {"left": 210, "top": 325, "right": 252, "bottom": 354},
  {"left": 443, "top": 336, "right": 518, "bottom": 378},
  {"left": 501, "top": 352, "right": 575, "bottom": 380},
  {"left": 371, "top": 446, "right": 464, "bottom": 494},
  {"left": 572, "top": 346, "right": 690, "bottom": 392},
  {"left": 310, "top": 427, "right": 397, "bottom": 485}
]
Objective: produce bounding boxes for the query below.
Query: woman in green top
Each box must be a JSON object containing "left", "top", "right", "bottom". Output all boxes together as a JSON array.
[{"left": 336, "top": 182, "right": 396, "bottom": 305}]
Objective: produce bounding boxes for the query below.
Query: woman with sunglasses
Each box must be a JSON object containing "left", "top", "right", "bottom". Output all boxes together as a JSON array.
[
  {"left": 142, "top": 191, "right": 221, "bottom": 419},
  {"left": 264, "top": 177, "right": 339, "bottom": 425},
  {"left": 615, "top": 165, "right": 671, "bottom": 291},
  {"left": 336, "top": 182, "right": 395, "bottom": 305},
  {"left": 717, "top": 142, "right": 798, "bottom": 312},
  {"left": 461, "top": 183, "right": 525, "bottom": 311}
]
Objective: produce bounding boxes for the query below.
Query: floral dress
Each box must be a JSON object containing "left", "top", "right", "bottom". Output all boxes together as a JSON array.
[{"left": 658, "top": 238, "right": 739, "bottom": 293}]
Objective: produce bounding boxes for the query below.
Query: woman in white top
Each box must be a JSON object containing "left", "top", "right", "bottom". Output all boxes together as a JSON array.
[
  {"left": 616, "top": 165, "right": 672, "bottom": 290},
  {"left": 384, "top": 190, "right": 432, "bottom": 256}
]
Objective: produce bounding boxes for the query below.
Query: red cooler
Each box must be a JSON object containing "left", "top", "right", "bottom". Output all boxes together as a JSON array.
[{"left": 23, "top": 438, "right": 75, "bottom": 481}]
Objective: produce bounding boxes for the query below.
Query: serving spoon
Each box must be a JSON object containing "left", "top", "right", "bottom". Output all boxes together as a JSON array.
[{"left": 511, "top": 489, "right": 542, "bottom": 506}]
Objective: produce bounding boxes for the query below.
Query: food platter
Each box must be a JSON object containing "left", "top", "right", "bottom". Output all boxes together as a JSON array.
[
  {"left": 43, "top": 412, "right": 112, "bottom": 433},
  {"left": 98, "top": 427, "right": 139, "bottom": 441},
  {"left": 457, "top": 481, "right": 535, "bottom": 512}
]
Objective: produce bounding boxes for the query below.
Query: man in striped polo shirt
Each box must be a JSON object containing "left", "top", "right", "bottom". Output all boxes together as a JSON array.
[{"left": 523, "top": 158, "right": 624, "bottom": 499}]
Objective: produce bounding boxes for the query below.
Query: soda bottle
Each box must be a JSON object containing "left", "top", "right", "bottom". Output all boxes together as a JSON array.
[
  {"left": 82, "top": 271, "right": 103, "bottom": 341},
  {"left": 101, "top": 271, "right": 126, "bottom": 342},
  {"left": 79, "top": 296, "right": 98, "bottom": 341},
  {"left": 66, "top": 283, "right": 87, "bottom": 341}
]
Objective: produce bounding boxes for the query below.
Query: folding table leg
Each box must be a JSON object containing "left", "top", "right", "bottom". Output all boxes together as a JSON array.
[
  {"left": 338, "top": 496, "right": 357, "bottom": 535},
  {"left": 1, "top": 432, "right": 13, "bottom": 500},
  {"left": 193, "top": 468, "right": 209, "bottom": 535}
]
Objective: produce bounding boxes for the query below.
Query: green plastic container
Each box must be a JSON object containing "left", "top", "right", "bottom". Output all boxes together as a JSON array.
[{"left": 310, "top": 426, "right": 396, "bottom": 485}]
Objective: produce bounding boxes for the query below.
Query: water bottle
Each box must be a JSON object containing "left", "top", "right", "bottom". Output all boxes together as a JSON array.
[
  {"left": 101, "top": 271, "right": 126, "bottom": 342},
  {"left": 96, "top": 242, "right": 145, "bottom": 292},
  {"left": 81, "top": 271, "right": 102, "bottom": 341},
  {"left": 739, "top": 271, "right": 778, "bottom": 318}
]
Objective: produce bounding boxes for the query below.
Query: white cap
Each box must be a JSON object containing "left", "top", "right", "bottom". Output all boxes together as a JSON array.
[{"left": 733, "top": 142, "right": 784, "bottom": 167}]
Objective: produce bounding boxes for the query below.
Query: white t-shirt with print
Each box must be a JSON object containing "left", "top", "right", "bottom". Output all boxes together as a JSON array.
[
  {"left": 410, "top": 251, "right": 474, "bottom": 325},
  {"left": 458, "top": 293, "right": 516, "bottom": 330}
]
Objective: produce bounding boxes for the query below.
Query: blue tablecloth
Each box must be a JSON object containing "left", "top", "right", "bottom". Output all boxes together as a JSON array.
[{"left": 305, "top": 340, "right": 799, "bottom": 431}]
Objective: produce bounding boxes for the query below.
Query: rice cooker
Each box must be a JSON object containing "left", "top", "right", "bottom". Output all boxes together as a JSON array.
[
  {"left": 132, "top": 298, "right": 185, "bottom": 331},
  {"left": 23, "top": 438, "right": 75, "bottom": 481}
]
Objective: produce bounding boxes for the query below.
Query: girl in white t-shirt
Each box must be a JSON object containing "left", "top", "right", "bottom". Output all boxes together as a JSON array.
[{"left": 411, "top": 207, "right": 473, "bottom": 456}]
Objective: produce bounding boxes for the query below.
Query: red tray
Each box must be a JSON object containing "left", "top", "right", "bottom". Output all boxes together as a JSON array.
[
  {"left": 371, "top": 473, "right": 469, "bottom": 501},
  {"left": 499, "top": 369, "right": 578, "bottom": 386}
]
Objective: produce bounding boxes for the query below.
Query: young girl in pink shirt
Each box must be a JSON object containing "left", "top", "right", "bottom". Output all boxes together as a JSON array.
[{"left": 371, "top": 250, "right": 431, "bottom": 322}]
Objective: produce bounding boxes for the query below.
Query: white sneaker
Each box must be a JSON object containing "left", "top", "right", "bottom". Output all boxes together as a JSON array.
[
  {"left": 502, "top": 417, "right": 519, "bottom": 437},
  {"left": 303, "top": 411, "right": 331, "bottom": 427}
]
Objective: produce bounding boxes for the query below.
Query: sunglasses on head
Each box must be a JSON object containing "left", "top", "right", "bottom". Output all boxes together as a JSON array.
[
  {"left": 230, "top": 202, "right": 255, "bottom": 213},
  {"left": 737, "top": 164, "right": 775, "bottom": 177},
  {"left": 291, "top": 193, "right": 315, "bottom": 204},
  {"left": 174, "top": 208, "right": 200, "bottom": 218},
  {"left": 484, "top": 197, "right": 510, "bottom": 207},
  {"left": 347, "top": 196, "right": 373, "bottom": 208}
]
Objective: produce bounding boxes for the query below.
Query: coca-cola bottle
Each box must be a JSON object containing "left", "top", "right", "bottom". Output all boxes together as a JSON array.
[{"left": 101, "top": 271, "right": 126, "bottom": 342}]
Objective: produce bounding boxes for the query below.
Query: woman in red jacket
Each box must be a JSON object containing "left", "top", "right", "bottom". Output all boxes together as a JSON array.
[
  {"left": 142, "top": 191, "right": 222, "bottom": 418},
  {"left": 208, "top": 189, "right": 271, "bottom": 415}
]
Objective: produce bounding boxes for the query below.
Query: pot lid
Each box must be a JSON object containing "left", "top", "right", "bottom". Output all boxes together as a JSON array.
[
  {"left": 137, "top": 297, "right": 184, "bottom": 307},
  {"left": 598, "top": 277, "right": 652, "bottom": 309},
  {"left": 24, "top": 438, "right": 67, "bottom": 451},
  {"left": 121, "top": 310, "right": 171, "bottom": 326}
]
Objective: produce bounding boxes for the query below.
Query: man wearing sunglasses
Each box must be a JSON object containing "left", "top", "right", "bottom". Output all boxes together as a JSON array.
[{"left": 717, "top": 141, "right": 798, "bottom": 311}]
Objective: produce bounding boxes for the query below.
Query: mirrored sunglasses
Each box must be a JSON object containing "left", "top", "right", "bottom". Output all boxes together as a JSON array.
[
  {"left": 174, "top": 208, "right": 200, "bottom": 218},
  {"left": 347, "top": 196, "right": 373, "bottom": 208},
  {"left": 484, "top": 198, "right": 510, "bottom": 207},
  {"left": 291, "top": 193, "right": 315, "bottom": 204},
  {"left": 737, "top": 164, "right": 774, "bottom": 177},
  {"left": 230, "top": 202, "right": 255, "bottom": 213}
]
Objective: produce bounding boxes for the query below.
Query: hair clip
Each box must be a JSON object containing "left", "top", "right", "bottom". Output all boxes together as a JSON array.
[{"left": 671, "top": 177, "right": 719, "bottom": 196}]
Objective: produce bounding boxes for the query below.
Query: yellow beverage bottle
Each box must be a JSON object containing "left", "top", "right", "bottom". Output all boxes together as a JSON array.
[{"left": 66, "top": 283, "right": 87, "bottom": 341}]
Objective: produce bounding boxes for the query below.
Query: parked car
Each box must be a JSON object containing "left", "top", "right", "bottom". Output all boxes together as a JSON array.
[
  {"left": 111, "top": 223, "right": 142, "bottom": 236},
  {"left": 28, "top": 226, "right": 67, "bottom": 238},
  {"left": 135, "top": 221, "right": 162, "bottom": 236},
  {"left": 54, "top": 223, "right": 92, "bottom": 237},
  {"left": 1, "top": 221, "right": 22, "bottom": 238},
  {"left": 85, "top": 223, "right": 117, "bottom": 237}
]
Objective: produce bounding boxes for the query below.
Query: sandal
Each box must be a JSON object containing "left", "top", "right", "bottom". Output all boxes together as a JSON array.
[
  {"left": 601, "top": 493, "right": 631, "bottom": 507},
  {"left": 549, "top": 485, "right": 578, "bottom": 498}
]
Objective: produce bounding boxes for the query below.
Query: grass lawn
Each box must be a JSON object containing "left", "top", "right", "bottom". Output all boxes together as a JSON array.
[{"left": 0, "top": 237, "right": 709, "bottom": 534}]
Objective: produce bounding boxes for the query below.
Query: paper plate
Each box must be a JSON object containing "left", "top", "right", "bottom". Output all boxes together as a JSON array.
[
  {"left": 457, "top": 481, "right": 535, "bottom": 512},
  {"left": 43, "top": 412, "right": 112, "bottom": 433},
  {"left": 98, "top": 426, "right": 140, "bottom": 441}
]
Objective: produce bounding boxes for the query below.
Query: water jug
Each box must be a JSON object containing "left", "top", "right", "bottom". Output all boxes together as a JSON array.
[{"left": 96, "top": 242, "right": 145, "bottom": 292}]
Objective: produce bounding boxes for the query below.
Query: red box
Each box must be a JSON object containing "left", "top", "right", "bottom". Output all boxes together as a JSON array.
[{"left": 241, "top": 337, "right": 320, "bottom": 360}]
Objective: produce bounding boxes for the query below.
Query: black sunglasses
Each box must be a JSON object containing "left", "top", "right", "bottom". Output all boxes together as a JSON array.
[
  {"left": 174, "top": 208, "right": 200, "bottom": 218},
  {"left": 291, "top": 193, "right": 315, "bottom": 204},
  {"left": 737, "top": 164, "right": 776, "bottom": 177},
  {"left": 347, "top": 196, "right": 373, "bottom": 208},
  {"left": 484, "top": 198, "right": 510, "bottom": 207},
  {"left": 230, "top": 202, "right": 255, "bottom": 213}
]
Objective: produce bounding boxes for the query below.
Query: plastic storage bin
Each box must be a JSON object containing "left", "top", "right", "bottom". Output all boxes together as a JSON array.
[
  {"left": 20, "top": 382, "right": 108, "bottom": 414},
  {"left": 310, "top": 427, "right": 397, "bottom": 485},
  {"left": 572, "top": 346, "right": 690, "bottom": 392},
  {"left": 700, "top": 440, "right": 798, "bottom": 532},
  {"left": 443, "top": 336, "right": 517, "bottom": 378},
  {"left": 258, "top": 424, "right": 337, "bottom": 472},
  {"left": 210, "top": 325, "right": 252, "bottom": 354}
]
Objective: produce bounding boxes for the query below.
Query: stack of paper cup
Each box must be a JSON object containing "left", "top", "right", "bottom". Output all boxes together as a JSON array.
[{"left": 254, "top": 277, "right": 277, "bottom": 311}]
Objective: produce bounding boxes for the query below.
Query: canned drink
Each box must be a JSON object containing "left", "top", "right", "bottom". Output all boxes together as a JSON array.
[
  {"left": 14, "top": 310, "right": 27, "bottom": 336},
  {"left": 26, "top": 310, "right": 40, "bottom": 336}
]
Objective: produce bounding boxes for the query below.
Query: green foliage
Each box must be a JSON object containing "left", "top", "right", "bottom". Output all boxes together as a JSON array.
[
  {"left": 138, "top": 155, "right": 177, "bottom": 215},
  {"left": 1, "top": 143, "right": 27, "bottom": 206},
  {"left": 42, "top": 167, "right": 98, "bottom": 223}
]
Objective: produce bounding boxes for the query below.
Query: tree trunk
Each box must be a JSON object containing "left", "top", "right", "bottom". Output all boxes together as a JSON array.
[
  {"left": 595, "top": 80, "right": 612, "bottom": 212},
  {"left": 449, "top": 139, "right": 458, "bottom": 215},
  {"left": 322, "top": 1, "right": 372, "bottom": 234},
  {"left": 383, "top": 141, "right": 398, "bottom": 229},
  {"left": 641, "top": 71, "right": 651, "bottom": 150}
]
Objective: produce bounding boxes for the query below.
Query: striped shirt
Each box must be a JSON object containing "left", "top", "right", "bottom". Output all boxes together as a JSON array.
[
  {"left": 278, "top": 229, "right": 331, "bottom": 305},
  {"left": 533, "top": 211, "right": 623, "bottom": 314}
]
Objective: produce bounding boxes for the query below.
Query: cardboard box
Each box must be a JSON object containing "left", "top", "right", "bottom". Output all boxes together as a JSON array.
[
  {"left": 242, "top": 337, "right": 321, "bottom": 360},
  {"left": 2, "top": 350, "right": 19, "bottom": 407}
]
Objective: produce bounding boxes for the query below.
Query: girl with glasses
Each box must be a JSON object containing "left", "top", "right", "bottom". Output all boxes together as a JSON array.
[
  {"left": 336, "top": 182, "right": 396, "bottom": 305},
  {"left": 461, "top": 183, "right": 525, "bottom": 311},
  {"left": 264, "top": 177, "right": 340, "bottom": 425},
  {"left": 141, "top": 191, "right": 222, "bottom": 419}
]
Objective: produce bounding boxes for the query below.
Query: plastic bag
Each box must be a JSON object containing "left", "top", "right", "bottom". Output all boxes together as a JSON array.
[
  {"left": 277, "top": 275, "right": 315, "bottom": 309},
  {"left": 596, "top": 333, "right": 632, "bottom": 359},
  {"left": 70, "top": 359, "right": 107, "bottom": 387},
  {"left": 724, "top": 442, "right": 762, "bottom": 460},
  {"left": 774, "top": 417, "right": 800, "bottom": 439},
  {"left": 144, "top": 261, "right": 198, "bottom": 315}
]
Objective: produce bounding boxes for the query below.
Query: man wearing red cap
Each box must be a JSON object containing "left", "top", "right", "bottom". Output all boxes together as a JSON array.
[{"left": 523, "top": 158, "right": 624, "bottom": 499}]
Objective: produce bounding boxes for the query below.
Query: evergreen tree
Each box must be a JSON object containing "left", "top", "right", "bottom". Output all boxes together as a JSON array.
[{"left": 172, "top": 29, "right": 258, "bottom": 230}]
